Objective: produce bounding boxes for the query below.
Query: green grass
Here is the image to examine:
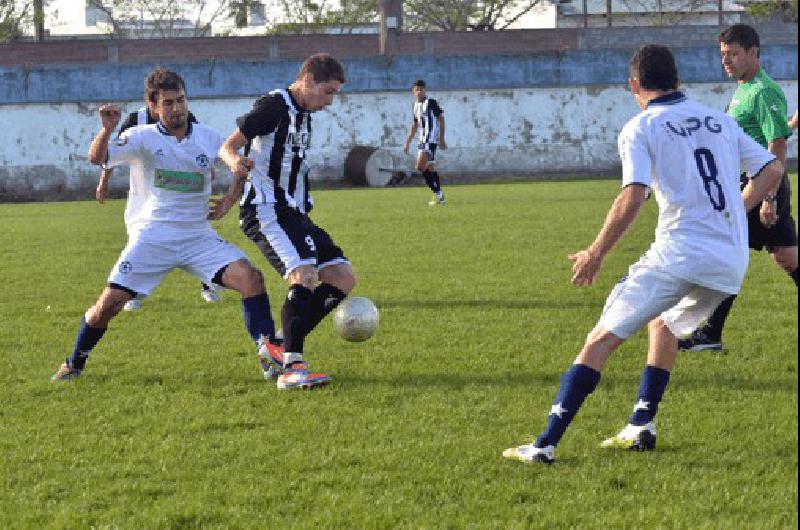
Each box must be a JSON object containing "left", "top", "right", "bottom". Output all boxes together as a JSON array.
[{"left": 1, "top": 178, "right": 797, "bottom": 529}]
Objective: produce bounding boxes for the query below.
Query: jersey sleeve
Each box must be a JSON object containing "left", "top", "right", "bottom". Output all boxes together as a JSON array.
[
  {"left": 753, "top": 88, "right": 791, "bottom": 143},
  {"left": 430, "top": 99, "right": 443, "bottom": 117},
  {"left": 117, "top": 112, "right": 139, "bottom": 137},
  {"left": 412, "top": 102, "right": 417, "bottom": 123},
  {"left": 106, "top": 126, "right": 145, "bottom": 168},
  {"left": 618, "top": 118, "right": 652, "bottom": 189},
  {"left": 236, "top": 95, "right": 282, "bottom": 140},
  {"left": 735, "top": 120, "right": 777, "bottom": 178}
]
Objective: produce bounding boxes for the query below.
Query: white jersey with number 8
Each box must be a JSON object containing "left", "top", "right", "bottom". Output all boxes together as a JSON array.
[{"left": 618, "top": 92, "right": 775, "bottom": 294}]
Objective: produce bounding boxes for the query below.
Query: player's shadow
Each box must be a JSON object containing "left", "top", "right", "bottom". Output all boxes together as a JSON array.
[
  {"left": 339, "top": 371, "right": 557, "bottom": 389},
  {"left": 375, "top": 298, "right": 592, "bottom": 310}
]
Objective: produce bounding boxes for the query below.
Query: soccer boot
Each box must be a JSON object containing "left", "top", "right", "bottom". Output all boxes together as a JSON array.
[
  {"left": 51, "top": 362, "right": 82, "bottom": 382},
  {"left": 123, "top": 298, "right": 142, "bottom": 311},
  {"left": 276, "top": 353, "right": 332, "bottom": 390},
  {"left": 678, "top": 328, "right": 722, "bottom": 351},
  {"left": 502, "top": 443, "right": 554, "bottom": 464},
  {"left": 428, "top": 195, "right": 446, "bottom": 206},
  {"left": 257, "top": 336, "right": 286, "bottom": 380},
  {"left": 601, "top": 422, "right": 657, "bottom": 451},
  {"left": 200, "top": 285, "right": 222, "bottom": 303}
]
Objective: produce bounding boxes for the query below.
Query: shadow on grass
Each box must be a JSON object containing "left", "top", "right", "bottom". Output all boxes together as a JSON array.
[
  {"left": 337, "top": 371, "right": 557, "bottom": 389},
  {"left": 375, "top": 298, "right": 593, "bottom": 310}
]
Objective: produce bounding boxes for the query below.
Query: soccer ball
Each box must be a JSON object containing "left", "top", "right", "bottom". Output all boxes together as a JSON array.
[{"left": 333, "top": 296, "right": 379, "bottom": 342}]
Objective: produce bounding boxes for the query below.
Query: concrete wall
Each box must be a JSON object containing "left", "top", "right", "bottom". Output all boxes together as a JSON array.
[{"left": 2, "top": 80, "right": 796, "bottom": 201}]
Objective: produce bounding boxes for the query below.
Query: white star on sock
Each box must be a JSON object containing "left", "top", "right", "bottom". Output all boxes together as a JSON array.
[
  {"left": 549, "top": 402, "right": 568, "bottom": 418},
  {"left": 633, "top": 399, "right": 650, "bottom": 412}
]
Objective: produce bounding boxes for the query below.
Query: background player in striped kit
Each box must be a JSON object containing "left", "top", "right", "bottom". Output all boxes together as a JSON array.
[
  {"left": 220, "top": 53, "right": 356, "bottom": 390},
  {"left": 95, "top": 68, "right": 221, "bottom": 311},
  {"left": 403, "top": 79, "right": 447, "bottom": 206}
]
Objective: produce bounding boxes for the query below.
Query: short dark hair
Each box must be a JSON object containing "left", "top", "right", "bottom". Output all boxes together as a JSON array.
[
  {"left": 413, "top": 79, "right": 426, "bottom": 88},
  {"left": 298, "top": 53, "right": 346, "bottom": 84},
  {"left": 718, "top": 24, "right": 760, "bottom": 53},
  {"left": 629, "top": 45, "right": 679, "bottom": 91},
  {"left": 145, "top": 67, "right": 186, "bottom": 104}
]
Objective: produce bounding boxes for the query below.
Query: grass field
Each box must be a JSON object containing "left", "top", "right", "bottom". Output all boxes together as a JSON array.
[{"left": 1, "top": 178, "right": 797, "bottom": 529}]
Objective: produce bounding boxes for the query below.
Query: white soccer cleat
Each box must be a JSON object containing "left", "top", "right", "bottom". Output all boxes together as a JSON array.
[
  {"left": 601, "top": 422, "right": 657, "bottom": 451},
  {"left": 200, "top": 286, "right": 221, "bottom": 303},
  {"left": 123, "top": 299, "right": 142, "bottom": 311},
  {"left": 502, "top": 443, "right": 554, "bottom": 464}
]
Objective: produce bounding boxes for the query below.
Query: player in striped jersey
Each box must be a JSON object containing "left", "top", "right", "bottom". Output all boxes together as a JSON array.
[
  {"left": 220, "top": 53, "right": 356, "bottom": 390},
  {"left": 95, "top": 68, "right": 220, "bottom": 311},
  {"left": 403, "top": 79, "right": 447, "bottom": 206}
]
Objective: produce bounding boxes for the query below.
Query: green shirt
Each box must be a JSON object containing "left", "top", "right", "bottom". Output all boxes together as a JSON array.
[{"left": 727, "top": 68, "right": 791, "bottom": 148}]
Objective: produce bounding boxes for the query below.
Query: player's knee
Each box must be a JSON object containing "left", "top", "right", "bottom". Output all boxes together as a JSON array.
[
  {"left": 771, "top": 247, "right": 798, "bottom": 272},
  {"left": 320, "top": 264, "right": 356, "bottom": 294},
  {"left": 287, "top": 266, "right": 317, "bottom": 290}
]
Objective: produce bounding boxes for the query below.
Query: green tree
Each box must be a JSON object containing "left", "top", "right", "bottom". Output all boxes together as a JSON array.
[
  {"left": 270, "top": 0, "right": 379, "bottom": 34},
  {"left": 746, "top": 0, "right": 798, "bottom": 22},
  {"left": 86, "top": 0, "right": 236, "bottom": 38},
  {"left": 402, "top": 0, "right": 544, "bottom": 31},
  {"left": 1, "top": 0, "right": 32, "bottom": 42}
]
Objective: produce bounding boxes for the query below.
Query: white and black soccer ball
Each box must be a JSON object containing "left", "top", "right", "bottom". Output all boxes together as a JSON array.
[{"left": 333, "top": 296, "right": 379, "bottom": 342}]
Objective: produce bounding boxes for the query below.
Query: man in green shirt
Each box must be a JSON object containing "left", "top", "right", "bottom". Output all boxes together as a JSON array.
[{"left": 680, "top": 24, "right": 798, "bottom": 352}]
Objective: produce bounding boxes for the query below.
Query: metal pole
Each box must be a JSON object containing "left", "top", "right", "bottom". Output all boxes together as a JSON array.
[{"left": 34, "top": 0, "right": 45, "bottom": 41}]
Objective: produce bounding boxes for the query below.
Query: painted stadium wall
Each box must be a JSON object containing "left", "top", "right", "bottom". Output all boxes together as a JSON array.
[{"left": 0, "top": 31, "right": 797, "bottom": 200}]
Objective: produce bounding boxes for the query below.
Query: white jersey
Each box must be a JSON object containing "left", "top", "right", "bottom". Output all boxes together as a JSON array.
[
  {"left": 106, "top": 122, "right": 223, "bottom": 232},
  {"left": 618, "top": 92, "right": 775, "bottom": 294}
]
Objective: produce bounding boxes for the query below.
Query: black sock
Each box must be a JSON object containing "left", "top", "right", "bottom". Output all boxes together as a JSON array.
[
  {"left": 704, "top": 294, "right": 736, "bottom": 340},
  {"left": 790, "top": 267, "right": 799, "bottom": 287},
  {"left": 303, "top": 284, "right": 347, "bottom": 335},
  {"left": 430, "top": 171, "right": 442, "bottom": 195},
  {"left": 422, "top": 170, "right": 435, "bottom": 192},
  {"left": 281, "top": 284, "right": 313, "bottom": 354}
]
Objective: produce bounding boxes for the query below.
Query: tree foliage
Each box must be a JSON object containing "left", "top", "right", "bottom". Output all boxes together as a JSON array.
[
  {"left": 270, "top": 0, "right": 379, "bottom": 34},
  {"left": 1, "top": 0, "right": 32, "bottom": 42},
  {"left": 402, "top": 0, "right": 544, "bottom": 31},
  {"left": 86, "top": 0, "right": 235, "bottom": 38}
]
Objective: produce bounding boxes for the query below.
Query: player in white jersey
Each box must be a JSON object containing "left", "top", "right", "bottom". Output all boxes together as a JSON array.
[
  {"left": 503, "top": 44, "right": 784, "bottom": 464},
  {"left": 403, "top": 79, "right": 447, "bottom": 205},
  {"left": 95, "top": 69, "right": 220, "bottom": 311},
  {"left": 52, "top": 69, "right": 280, "bottom": 382}
]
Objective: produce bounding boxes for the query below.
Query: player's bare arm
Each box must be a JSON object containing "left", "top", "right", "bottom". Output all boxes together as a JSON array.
[
  {"left": 569, "top": 184, "right": 648, "bottom": 287},
  {"left": 437, "top": 115, "right": 446, "bottom": 150},
  {"left": 96, "top": 167, "right": 112, "bottom": 203},
  {"left": 759, "top": 137, "right": 788, "bottom": 227},
  {"left": 88, "top": 104, "right": 121, "bottom": 166},
  {"left": 403, "top": 121, "right": 418, "bottom": 154},
  {"left": 743, "top": 159, "right": 784, "bottom": 213},
  {"left": 219, "top": 129, "right": 254, "bottom": 174},
  {"left": 790, "top": 110, "right": 799, "bottom": 130},
  {"left": 210, "top": 133, "right": 253, "bottom": 220}
]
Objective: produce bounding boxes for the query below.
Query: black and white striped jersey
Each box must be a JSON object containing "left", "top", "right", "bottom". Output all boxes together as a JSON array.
[
  {"left": 413, "top": 97, "right": 443, "bottom": 144},
  {"left": 118, "top": 107, "right": 198, "bottom": 136},
  {"left": 236, "top": 89, "right": 313, "bottom": 213}
]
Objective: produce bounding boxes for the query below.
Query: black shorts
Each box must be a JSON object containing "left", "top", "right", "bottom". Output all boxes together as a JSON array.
[
  {"left": 746, "top": 172, "right": 798, "bottom": 252},
  {"left": 239, "top": 203, "right": 348, "bottom": 278},
  {"left": 417, "top": 142, "right": 437, "bottom": 162}
]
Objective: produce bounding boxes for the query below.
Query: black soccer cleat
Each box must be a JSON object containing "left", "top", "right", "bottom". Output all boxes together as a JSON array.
[{"left": 678, "top": 328, "right": 723, "bottom": 352}]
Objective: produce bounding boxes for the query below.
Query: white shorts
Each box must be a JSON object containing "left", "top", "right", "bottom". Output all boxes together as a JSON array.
[
  {"left": 595, "top": 256, "right": 731, "bottom": 340},
  {"left": 108, "top": 225, "right": 247, "bottom": 297}
]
